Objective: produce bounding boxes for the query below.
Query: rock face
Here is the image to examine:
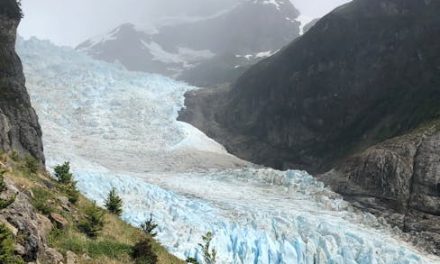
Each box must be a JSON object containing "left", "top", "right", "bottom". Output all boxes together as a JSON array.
[
  {"left": 0, "top": 1, "right": 44, "bottom": 164},
  {"left": 180, "top": 0, "right": 440, "bottom": 254},
  {"left": 76, "top": 0, "right": 301, "bottom": 87},
  {"left": 318, "top": 123, "right": 440, "bottom": 254},
  {"left": 183, "top": 0, "right": 440, "bottom": 173},
  {"left": 0, "top": 178, "right": 61, "bottom": 263}
]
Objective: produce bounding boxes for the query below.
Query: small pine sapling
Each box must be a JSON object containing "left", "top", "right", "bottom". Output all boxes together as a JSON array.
[
  {"left": 141, "top": 214, "right": 158, "bottom": 237},
  {"left": 131, "top": 239, "right": 158, "bottom": 264},
  {"left": 79, "top": 201, "right": 105, "bottom": 238},
  {"left": 104, "top": 187, "right": 123, "bottom": 216},
  {"left": 186, "top": 232, "right": 217, "bottom": 264}
]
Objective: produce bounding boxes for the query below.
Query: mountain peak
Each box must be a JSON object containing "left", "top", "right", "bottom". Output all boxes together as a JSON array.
[
  {"left": 251, "top": 0, "right": 288, "bottom": 10},
  {"left": 76, "top": 0, "right": 301, "bottom": 86},
  {"left": 246, "top": 0, "right": 299, "bottom": 19}
]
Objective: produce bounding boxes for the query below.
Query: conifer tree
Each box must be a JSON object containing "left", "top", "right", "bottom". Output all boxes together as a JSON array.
[
  {"left": 79, "top": 202, "right": 105, "bottom": 238},
  {"left": 185, "top": 232, "right": 217, "bottom": 264},
  {"left": 54, "top": 162, "right": 74, "bottom": 184},
  {"left": 105, "top": 188, "right": 123, "bottom": 216},
  {"left": 132, "top": 239, "right": 158, "bottom": 264},
  {"left": 141, "top": 214, "right": 158, "bottom": 237}
]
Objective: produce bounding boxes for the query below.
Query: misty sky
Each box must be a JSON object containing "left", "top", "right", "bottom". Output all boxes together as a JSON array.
[{"left": 19, "top": 0, "right": 350, "bottom": 47}]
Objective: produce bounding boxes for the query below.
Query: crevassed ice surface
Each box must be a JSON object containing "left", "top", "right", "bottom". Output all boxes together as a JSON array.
[{"left": 17, "top": 38, "right": 440, "bottom": 264}]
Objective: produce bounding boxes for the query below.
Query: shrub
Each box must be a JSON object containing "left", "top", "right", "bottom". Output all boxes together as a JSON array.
[
  {"left": 0, "top": 194, "right": 16, "bottom": 210},
  {"left": 140, "top": 214, "right": 158, "bottom": 238},
  {"left": 10, "top": 151, "right": 19, "bottom": 162},
  {"left": 79, "top": 202, "right": 105, "bottom": 238},
  {"left": 31, "top": 188, "right": 54, "bottom": 215},
  {"left": 24, "top": 155, "right": 39, "bottom": 174},
  {"left": 54, "top": 162, "right": 79, "bottom": 204},
  {"left": 199, "top": 232, "right": 216, "bottom": 264},
  {"left": 0, "top": 224, "right": 24, "bottom": 264},
  {"left": 186, "top": 232, "right": 217, "bottom": 264},
  {"left": 54, "top": 162, "right": 74, "bottom": 184},
  {"left": 104, "top": 188, "right": 123, "bottom": 216},
  {"left": 131, "top": 239, "right": 158, "bottom": 264},
  {"left": 61, "top": 182, "right": 80, "bottom": 204},
  {"left": 0, "top": 170, "right": 7, "bottom": 192},
  {"left": 186, "top": 257, "right": 199, "bottom": 264}
]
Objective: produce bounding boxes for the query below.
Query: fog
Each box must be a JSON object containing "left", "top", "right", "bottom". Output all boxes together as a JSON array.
[{"left": 19, "top": 0, "right": 350, "bottom": 47}]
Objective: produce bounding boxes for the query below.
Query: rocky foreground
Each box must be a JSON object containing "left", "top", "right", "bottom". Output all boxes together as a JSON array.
[{"left": 0, "top": 154, "right": 183, "bottom": 263}]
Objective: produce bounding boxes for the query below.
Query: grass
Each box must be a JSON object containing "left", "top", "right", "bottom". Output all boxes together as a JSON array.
[
  {"left": 31, "top": 187, "right": 55, "bottom": 215},
  {"left": 0, "top": 153, "right": 184, "bottom": 264},
  {"left": 48, "top": 228, "right": 133, "bottom": 260}
]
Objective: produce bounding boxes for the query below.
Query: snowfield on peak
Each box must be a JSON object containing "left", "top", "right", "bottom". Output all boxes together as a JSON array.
[
  {"left": 75, "top": 0, "right": 301, "bottom": 87},
  {"left": 18, "top": 38, "right": 440, "bottom": 264}
]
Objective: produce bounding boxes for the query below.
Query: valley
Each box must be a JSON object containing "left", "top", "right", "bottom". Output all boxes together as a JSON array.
[{"left": 18, "top": 37, "right": 440, "bottom": 264}]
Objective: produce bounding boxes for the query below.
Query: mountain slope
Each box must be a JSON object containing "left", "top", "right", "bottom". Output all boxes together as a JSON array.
[
  {"left": 76, "top": 0, "right": 301, "bottom": 87},
  {"left": 179, "top": 0, "right": 440, "bottom": 254},
  {"left": 182, "top": 0, "right": 440, "bottom": 172},
  {"left": 0, "top": 0, "right": 44, "bottom": 164},
  {"left": 319, "top": 120, "right": 440, "bottom": 255},
  {"left": 0, "top": 154, "right": 184, "bottom": 264}
]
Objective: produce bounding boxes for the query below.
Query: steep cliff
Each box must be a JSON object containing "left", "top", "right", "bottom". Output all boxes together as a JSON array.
[
  {"left": 179, "top": 0, "right": 440, "bottom": 254},
  {"left": 0, "top": 0, "right": 44, "bottom": 164}
]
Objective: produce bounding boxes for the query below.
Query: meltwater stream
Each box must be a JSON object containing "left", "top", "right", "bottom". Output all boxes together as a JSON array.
[{"left": 18, "top": 38, "right": 439, "bottom": 264}]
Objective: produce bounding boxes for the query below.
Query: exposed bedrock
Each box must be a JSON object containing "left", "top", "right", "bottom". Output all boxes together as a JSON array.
[{"left": 0, "top": 1, "right": 44, "bottom": 164}]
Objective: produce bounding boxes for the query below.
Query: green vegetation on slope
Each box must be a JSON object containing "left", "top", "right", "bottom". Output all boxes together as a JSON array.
[{"left": 0, "top": 153, "right": 184, "bottom": 264}]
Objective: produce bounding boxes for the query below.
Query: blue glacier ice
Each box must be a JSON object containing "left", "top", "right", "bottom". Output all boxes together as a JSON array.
[{"left": 17, "top": 37, "right": 440, "bottom": 264}]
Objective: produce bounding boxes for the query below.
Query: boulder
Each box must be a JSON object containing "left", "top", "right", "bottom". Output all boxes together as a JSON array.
[{"left": 49, "top": 213, "right": 68, "bottom": 229}]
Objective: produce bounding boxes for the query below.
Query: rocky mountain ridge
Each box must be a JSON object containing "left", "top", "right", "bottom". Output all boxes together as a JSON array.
[{"left": 76, "top": 0, "right": 301, "bottom": 87}]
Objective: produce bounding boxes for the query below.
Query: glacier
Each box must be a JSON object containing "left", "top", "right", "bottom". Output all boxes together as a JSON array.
[{"left": 17, "top": 37, "right": 440, "bottom": 264}]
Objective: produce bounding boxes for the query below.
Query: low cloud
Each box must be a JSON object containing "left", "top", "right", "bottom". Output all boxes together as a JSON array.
[{"left": 19, "top": 0, "right": 350, "bottom": 46}]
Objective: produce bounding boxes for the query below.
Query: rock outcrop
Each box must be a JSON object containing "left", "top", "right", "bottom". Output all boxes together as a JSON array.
[
  {"left": 0, "top": 0, "right": 44, "bottom": 164},
  {"left": 318, "top": 122, "right": 440, "bottom": 254},
  {"left": 180, "top": 0, "right": 440, "bottom": 254},
  {"left": 0, "top": 178, "right": 63, "bottom": 263}
]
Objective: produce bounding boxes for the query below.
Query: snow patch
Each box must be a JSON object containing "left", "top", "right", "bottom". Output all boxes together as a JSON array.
[
  {"left": 297, "top": 15, "right": 317, "bottom": 35},
  {"left": 141, "top": 40, "right": 215, "bottom": 70},
  {"left": 236, "top": 50, "right": 277, "bottom": 61},
  {"left": 172, "top": 121, "right": 228, "bottom": 154},
  {"left": 255, "top": 0, "right": 281, "bottom": 10}
]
